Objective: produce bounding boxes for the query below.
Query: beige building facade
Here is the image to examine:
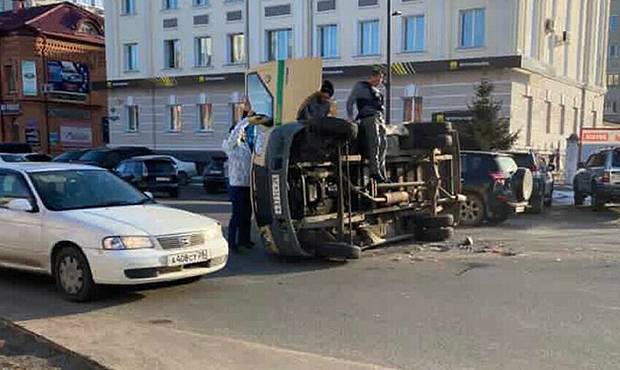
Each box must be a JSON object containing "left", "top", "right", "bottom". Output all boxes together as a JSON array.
[{"left": 102, "top": 0, "right": 609, "bottom": 155}]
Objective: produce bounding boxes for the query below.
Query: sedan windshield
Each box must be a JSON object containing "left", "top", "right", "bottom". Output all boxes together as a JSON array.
[{"left": 29, "top": 170, "right": 150, "bottom": 211}]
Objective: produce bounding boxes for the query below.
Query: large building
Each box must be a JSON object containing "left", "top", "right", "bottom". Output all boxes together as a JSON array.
[
  {"left": 103, "top": 0, "right": 609, "bottom": 156},
  {"left": 0, "top": 0, "right": 103, "bottom": 14},
  {"left": 0, "top": 2, "right": 107, "bottom": 153},
  {"left": 605, "top": 0, "right": 620, "bottom": 122}
]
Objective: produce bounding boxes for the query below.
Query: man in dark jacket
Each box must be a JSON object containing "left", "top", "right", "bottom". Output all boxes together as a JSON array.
[
  {"left": 346, "top": 70, "right": 387, "bottom": 182},
  {"left": 297, "top": 80, "right": 335, "bottom": 121}
]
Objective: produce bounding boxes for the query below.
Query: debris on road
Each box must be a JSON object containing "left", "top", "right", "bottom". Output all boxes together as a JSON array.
[{"left": 463, "top": 237, "right": 475, "bottom": 247}]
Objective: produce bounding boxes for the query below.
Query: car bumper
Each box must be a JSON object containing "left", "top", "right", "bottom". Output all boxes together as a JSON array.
[
  {"left": 83, "top": 237, "right": 228, "bottom": 285},
  {"left": 594, "top": 185, "right": 620, "bottom": 200},
  {"left": 488, "top": 194, "right": 528, "bottom": 215}
]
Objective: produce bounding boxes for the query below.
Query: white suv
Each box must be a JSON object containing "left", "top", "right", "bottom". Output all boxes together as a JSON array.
[{"left": 0, "top": 163, "right": 228, "bottom": 301}]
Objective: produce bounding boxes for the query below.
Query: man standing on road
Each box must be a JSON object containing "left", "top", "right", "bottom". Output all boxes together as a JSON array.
[
  {"left": 222, "top": 116, "right": 255, "bottom": 253},
  {"left": 346, "top": 70, "right": 387, "bottom": 183},
  {"left": 296, "top": 80, "right": 335, "bottom": 121}
]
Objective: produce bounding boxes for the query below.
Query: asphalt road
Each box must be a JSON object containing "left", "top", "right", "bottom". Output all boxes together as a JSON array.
[{"left": 1, "top": 186, "right": 620, "bottom": 369}]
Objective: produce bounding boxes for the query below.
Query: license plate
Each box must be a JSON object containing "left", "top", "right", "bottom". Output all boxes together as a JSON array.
[
  {"left": 167, "top": 250, "right": 209, "bottom": 267},
  {"left": 156, "top": 177, "right": 170, "bottom": 182},
  {"left": 515, "top": 205, "right": 526, "bottom": 213}
]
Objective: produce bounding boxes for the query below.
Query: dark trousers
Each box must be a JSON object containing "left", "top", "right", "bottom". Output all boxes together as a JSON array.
[
  {"left": 228, "top": 186, "right": 252, "bottom": 248},
  {"left": 360, "top": 114, "right": 387, "bottom": 177}
]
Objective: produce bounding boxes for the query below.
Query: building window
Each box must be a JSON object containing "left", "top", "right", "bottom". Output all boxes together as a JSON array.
[
  {"left": 168, "top": 105, "right": 183, "bottom": 132},
  {"left": 197, "top": 103, "right": 213, "bottom": 131},
  {"left": 164, "top": 39, "right": 181, "bottom": 69},
  {"left": 193, "top": 0, "right": 209, "bottom": 7},
  {"left": 560, "top": 105, "right": 566, "bottom": 135},
  {"left": 545, "top": 101, "right": 552, "bottom": 134},
  {"left": 194, "top": 37, "right": 212, "bottom": 67},
  {"left": 229, "top": 33, "right": 246, "bottom": 64},
  {"left": 403, "top": 15, "right": 425, "bottom": 52},
  {"left": 267, "top": 29, "right": 293, "bottom": 61},
  {"left": 317, "top": 0, "right": 336, "bottom": 12},
  {"left": 460, "top": 8, "right": 485, "bottom": 48},
  {"left": 611, "top": 15, "right": 619, "bottom": 31},
  {"left": 122, "top": 0, "right": 136, "bottom": 15},
  {"left": 318, "top": 24, "right": 338, "bottom": 58},
  {"left": 359, "top": 20, "right": 380, "bottom": 55},
  {"left": 610, "top": 44, "right": 620, "bottom": 58},
  {"left": 231, "top": 102, "right": 245, "bottom": 126},
  {"left": 573, "top": 108, "right": 579, "bottom": 134},
  {"left": 4, "top": 65, "right": 16, "bottom": 94},
  {"left": 607, "top": 73, "right": 620, "bottom": 87},
  {"left": 127, "top": 105, "right": 139, "bottom": 132},
  {"left": 124, "top": 43, "right": 139, "bottom": 72},
  {"left": 163, "top": 0, "right": 178, "bottom": 10}
]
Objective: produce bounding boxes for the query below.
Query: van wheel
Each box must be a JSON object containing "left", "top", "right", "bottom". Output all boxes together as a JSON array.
[{"left": 55, "top": 246, "right": 96, "bottom": 302}]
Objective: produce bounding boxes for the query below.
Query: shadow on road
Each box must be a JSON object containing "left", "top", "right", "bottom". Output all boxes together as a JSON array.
[{"left": 0, "top": 269, "right": 144, "bottom": 322}]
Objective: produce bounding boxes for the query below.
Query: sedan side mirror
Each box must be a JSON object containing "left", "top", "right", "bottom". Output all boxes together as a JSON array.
[
  {"left": 577, "top": 162, "right": 586, "bottom": 169},
  {"left": 6, "top": 199, "right": 34, "bottom": 212},
  {"left": 144, "top": 191, "right": 154, "bottom": 200}
]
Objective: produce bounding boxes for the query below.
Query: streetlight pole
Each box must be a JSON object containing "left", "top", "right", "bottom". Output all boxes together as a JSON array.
[
  {"left": 386, "top": 0, "right": 401, "bottom": 126},
  {"left": 386, "top": 0, "right": 392, "bottom": 125}
]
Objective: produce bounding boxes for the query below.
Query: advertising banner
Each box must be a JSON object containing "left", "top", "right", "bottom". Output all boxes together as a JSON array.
[
  {"left": 46, "top": 61, "right": 90, "bottom": 95},
  {"left": 21, "top": 60, "right": 37, "bottom": 96},
  {"left": 60, "top": 125, "right": 92, "bottom": 146}
]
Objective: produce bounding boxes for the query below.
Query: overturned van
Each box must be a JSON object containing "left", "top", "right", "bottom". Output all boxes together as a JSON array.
[{"left": 248, "top": 59, "right": 463, "bottom": 259}]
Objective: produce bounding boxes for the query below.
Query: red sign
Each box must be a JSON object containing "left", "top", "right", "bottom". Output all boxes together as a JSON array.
[{"left": 581, "top": 129, "right": 620, "bottom": 144}]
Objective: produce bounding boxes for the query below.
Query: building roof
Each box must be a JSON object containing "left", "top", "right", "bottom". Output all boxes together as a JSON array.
[{"left": 0, "top": 2, "right": 103, "bottom": 43}]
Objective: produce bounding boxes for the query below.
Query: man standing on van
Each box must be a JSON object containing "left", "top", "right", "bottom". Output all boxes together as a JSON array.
[{"left": 346, "top": 70, "right": 387, "bottom": 183}]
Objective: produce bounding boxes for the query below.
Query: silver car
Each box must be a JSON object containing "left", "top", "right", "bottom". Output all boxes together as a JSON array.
[{"left": 573, "top": 147, "right": 620, "bottom": 210}]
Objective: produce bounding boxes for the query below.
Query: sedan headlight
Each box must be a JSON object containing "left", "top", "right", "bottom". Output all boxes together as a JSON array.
[
  {"left": 203, "top": 225, "right": 223, "bottom": 241},
  {"left": 102, "top": 236, "right": 154, "bottom": 250}
]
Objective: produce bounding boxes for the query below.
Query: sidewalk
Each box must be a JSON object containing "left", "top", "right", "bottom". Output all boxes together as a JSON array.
[{"left": 15, "top": 314, "right": 393, "bottom": 370}]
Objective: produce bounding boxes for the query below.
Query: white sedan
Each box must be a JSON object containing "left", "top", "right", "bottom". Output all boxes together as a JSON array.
[{"left": 0, "top": 163, "right": 228, "bottom": 301}]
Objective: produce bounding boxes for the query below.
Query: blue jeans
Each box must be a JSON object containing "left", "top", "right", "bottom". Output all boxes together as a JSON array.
[{"left": 228, "top": 186, "right": 252, "bottom": 248}]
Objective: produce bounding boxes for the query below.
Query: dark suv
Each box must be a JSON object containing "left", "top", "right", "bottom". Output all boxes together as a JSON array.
[
  {"left": 508, "top": 150, "right": 555, "bottom": 213},
  {"left": 203, "top": 156, "right": 228, "bottom": 194},
  {"left": 76, "top": 147, "right": 153, "bottom": 169},
  {"left": 114, "top": 156, "right": 179, "bottom": 198},
  {"left": 459, "top": 151, "right": 533, "bottom": 226},
  {"left": 573, "top": 147, "right": 620, "bottom": 210}
]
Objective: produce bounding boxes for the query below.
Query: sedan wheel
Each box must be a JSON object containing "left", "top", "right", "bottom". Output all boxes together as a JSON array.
[
  {"left": 460, "top": 194, "right": 485, "bottom": 226},
  {"left": 55, "top": 246, "right": 96, "bottom": 302}
]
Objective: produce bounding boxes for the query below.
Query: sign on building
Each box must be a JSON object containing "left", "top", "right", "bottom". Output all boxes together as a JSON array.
[{"left": 21, "top": 60, "right": 37, "bottom": 96}]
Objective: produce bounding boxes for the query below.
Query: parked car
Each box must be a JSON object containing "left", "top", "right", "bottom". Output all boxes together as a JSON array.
[
  {"left": 507, "top": 150, "right": 555, "bottom": 213},
  {"left": 138, "top": 155, "right": 197, "bottom": 185},
  {"left": 75, "top": 146, "right": 153, "bottom": 169},
  {"left": 20, "top": 153, "right": 52, "bottom": 162},
  {"left": 0, "top": 163, "right": 228, "bottom": 301},
  {"left": 114, "top": 156, "right": 180, "bottom": 198},
  {"left": 0, "top": 153, "right": 27, "bottom": 163},
  {"left": 573, "top": 147, "right": 620, "bottom": 211},
  {"left": 203, "top": 156, "right": 228, "bottom": 193},
  {"left": 458, "top": 151, "right": 533, "bottom": 226},
  {"left": 52, "top": 149, "right": 90, "bottom": 163},
  {"left": 0, "top": 143, "right": 32, "bottom": 154}
]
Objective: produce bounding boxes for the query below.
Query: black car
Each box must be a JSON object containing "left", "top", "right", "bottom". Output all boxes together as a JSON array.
[
  {"left": 0, "top": 143, "right": 32, "bottom": 153},
  {"left": 21, "top": 153, "right": 52, "bottom": 162},
  {"left": 114, "top": 156, "right": 179, "bottom": 198},
  {"left": 573, "top": 147, "right": 620, "bottom": 210},
  {"left": 53, "top": 149, "right": 90, "bottom": 163},
  {"left": 75, "top": 146, "right": 153, "bottom": 169},
  {"left": 508, "top": 150, "right": 555, "bottom": 213},
  {"left": 203, "top": 156, "right": 228, "bottom": 193},
  {"left": 458, "top": 151, "right": 533, "bottom": 226}
]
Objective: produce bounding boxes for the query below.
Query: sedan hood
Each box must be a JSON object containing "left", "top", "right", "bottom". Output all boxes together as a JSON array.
[{"left": 62, "top": 204, "right": 219, "bottom": 236}]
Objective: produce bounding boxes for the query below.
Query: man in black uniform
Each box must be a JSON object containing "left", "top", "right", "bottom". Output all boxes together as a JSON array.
[{"left": 346, "top": 70, "right": 387, "bottom": 182}]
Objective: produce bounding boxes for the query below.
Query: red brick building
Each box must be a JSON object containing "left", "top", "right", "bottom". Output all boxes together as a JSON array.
[{"left": 0, "top": 1, "right": 105, "bottom": 154}]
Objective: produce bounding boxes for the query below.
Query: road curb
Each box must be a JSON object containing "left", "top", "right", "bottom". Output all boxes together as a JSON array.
[{"left": 0, "top": 318, "right": 111, "bottom": 370}]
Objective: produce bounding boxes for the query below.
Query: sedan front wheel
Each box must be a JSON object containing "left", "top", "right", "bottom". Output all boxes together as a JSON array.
[{"left": 55, "top": 246, "right": 96, "bottom": 302}]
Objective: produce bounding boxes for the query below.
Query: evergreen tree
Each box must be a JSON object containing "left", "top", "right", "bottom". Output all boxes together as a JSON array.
[{"left": 464, "top": 80, "right": 519, "bottom": 151}]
